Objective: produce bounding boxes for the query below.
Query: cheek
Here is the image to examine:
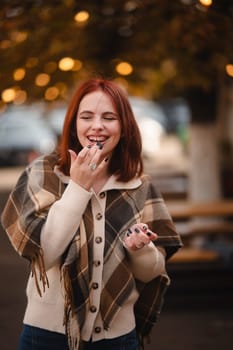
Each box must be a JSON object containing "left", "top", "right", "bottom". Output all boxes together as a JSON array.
[{"left": 76, "top": 121, "right": 85, "bottom": 136}]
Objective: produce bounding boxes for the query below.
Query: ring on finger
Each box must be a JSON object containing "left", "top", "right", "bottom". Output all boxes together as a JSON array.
[
  {"left": 89, "top": 163, "right": 97, "bottom": 171},
  {"left": 136, "top": 242, "right": 145, "bottom": 249}
]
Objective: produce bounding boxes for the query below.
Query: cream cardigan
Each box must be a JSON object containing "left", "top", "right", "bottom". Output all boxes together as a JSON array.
[{"left": 23, "top": 173, "right": 165, "bottom": 342}]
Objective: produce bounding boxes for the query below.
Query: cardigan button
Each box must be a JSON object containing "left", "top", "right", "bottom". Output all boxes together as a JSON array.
[
  {"left": 95, "top": 236, "right": 102, "bottom": 244},
  {"left": 99, "top": 192, "right": 105, "bottom": 199},
  {"left": 93, "top": 260, "right": 101, "bottom": 267},
  {"left": 92, "top": 282, "right": 99, "bottom": 290},
  {"left": 90, "top": 305, "right": 97, "bottom": 313},
  {"left": 96, "top": 213, "right": 103, "bottom": 220},
  {"left": 94, "top": 327, "right": 101, "bottom": 333}
]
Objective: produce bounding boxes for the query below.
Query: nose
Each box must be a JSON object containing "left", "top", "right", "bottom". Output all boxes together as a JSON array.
[{"left": 91, "top": 116, "right": 104, "bottom": 130}]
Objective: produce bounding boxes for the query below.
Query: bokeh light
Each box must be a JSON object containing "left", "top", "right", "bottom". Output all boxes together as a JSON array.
[
  {"left": 225, "top": 64, "right": 233, "bottom": 78},
  {"left": 1, "top": 88, "right": 16, "bottom": 103},
  {"left": 13, "top": 68, "right": 26, "bottom": 81},
  {"left": 72, "top": 59, "right": 83, "bottom": 71},
  {"left": 115, "top": 61, "right": 133, "bottom": 76},
  {"left": 199, "top": 0, "right": 212, "bottom": 6},
  {"left": 58, "top": 57, "right": 74, "bottom": 71},
  {"left": 44, "top": 86, "right": 59, "bottom": 101},
  {"left": 74, "top": 11, "right": 90, "bottom": 23},
  {"left": 35, "top": 73, "right": 51, "bottom": 87},
  {"left": 13, "top": 90, "right": 27, "bottom": 105}
]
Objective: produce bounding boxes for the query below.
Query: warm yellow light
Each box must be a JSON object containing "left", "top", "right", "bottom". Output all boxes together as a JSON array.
[
  {"left": 72, "top": 59, "right": 83, "bottom": 71},
  {"left": 74, "top": 11, "right": 90, "bottom": 23},
  {"left": 226, "top": 64, "right": 233, "bottom": 78},
  {"left": 58, "top": 57, "right": 75, "bottom": 71},
  {"left": 44, "top": 61, "right": 57, "bottom": 73},
  {"left": 45, "top": 87, "right": 59, "bottom": 101},
  {"left": 115, "top": 62, "right": 133, "bottom": 76},
  {"left": 55, "top": 82, "right": 67, "bottom": 92},
  {"left": 26, "top": 57, "right": 39, "bottom": 68},
  {"left": 55, "top": 82, "right": 68, "bottom": 98},
  {"left": 13, "top": 90, "right": 27, "bottom": 105},
  {"left": 1, "top": 88, "right": 16, "bottom": 103},
  {"left": 0, "top": 100, "right": 7, "bottom": 114},
  {"left": 0, "top": 40, "right": 11, "bottom": 49},
  {"left": 12, "top": 31, "right": 28, "bottom": 43},
  {"left": 161, "top": 59, "right": 176, "bottom": 78},
  {"left": 35, "top": 73, "right": 50, "bottom": 86},
  {"left": 13, "top": 68, "right": 26, "bottom": 81},
  {"left": 199, "top": 0, "right": 212, "bottom": 6},
  {"left": 113, "top": 78, "right": 129, "bottom": 91}
]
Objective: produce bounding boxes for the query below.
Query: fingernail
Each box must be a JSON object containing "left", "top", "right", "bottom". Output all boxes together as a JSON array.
[
  {"left": 135, "top": 228, "right": 140, "bottom": 233},
  {"left": 96, "top": 142, "right": 103, "bottom": 149}
]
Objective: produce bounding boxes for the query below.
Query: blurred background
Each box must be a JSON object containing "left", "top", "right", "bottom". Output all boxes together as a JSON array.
[{"left": 0, "top": 0, "right": 233, "bottom": 349}]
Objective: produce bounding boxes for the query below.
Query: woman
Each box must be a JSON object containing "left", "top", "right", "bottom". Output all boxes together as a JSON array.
[{"left": 1, "top": 78, "right": 182, "bottom": 350}]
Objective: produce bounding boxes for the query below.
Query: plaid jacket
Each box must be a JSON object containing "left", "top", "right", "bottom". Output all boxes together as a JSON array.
[{"left": 1, "top": 153, "right": 182, "bottom": 349}]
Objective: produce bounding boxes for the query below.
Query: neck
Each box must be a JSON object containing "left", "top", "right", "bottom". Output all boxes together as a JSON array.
[{"left": 92, "top": 171, "right": 110, "bottom": 194}]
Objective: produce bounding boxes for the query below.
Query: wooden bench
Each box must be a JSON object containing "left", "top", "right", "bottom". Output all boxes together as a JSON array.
[
  {"left": 166, "top": 200, "right": 233, "bottom": 264},
  {"left": 168, "top": 247, "right": 221, "bottom": 264},
  {"left": 167, "top": 199, "right": 233, "bottom": 219}
]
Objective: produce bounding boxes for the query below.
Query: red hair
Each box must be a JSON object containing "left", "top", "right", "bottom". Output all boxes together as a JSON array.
[{"left": 58, "top": 78, "right": 143, "bottom": 182}]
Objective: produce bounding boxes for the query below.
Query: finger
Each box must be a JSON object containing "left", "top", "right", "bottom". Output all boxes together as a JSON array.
[
  {"left": 77, "top": 145, "right": 94, "bottom": 161},
  {"left": 137, "top": 223, "right": 158, "bottom": 241},
  {"left": 68, "top": 149, "right": 77, "bottom": 165},
  {"left": 146, "top": 231, "right": 158, "bottom": 241},
  {"left": 93, "top": 155, "right": 109, "bottom": 172},
  {"left": 140, "top": 224, "right": 148, "bottom": 232}
]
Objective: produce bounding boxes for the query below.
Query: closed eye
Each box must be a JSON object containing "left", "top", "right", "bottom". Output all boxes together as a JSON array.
[
  {"left": 79, "top": 112, "right": 93, "bottom": 120},
  {"left": 103, "top": 113, "right": 119, "bottom": 120}
]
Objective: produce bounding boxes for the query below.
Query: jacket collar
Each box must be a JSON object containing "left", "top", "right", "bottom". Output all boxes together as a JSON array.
[
  {"left": 101, "top": 174, "right": 142, "bottom": 192},
  {"left": 54, "top": 166, "right": 142, "bottom": 191}
]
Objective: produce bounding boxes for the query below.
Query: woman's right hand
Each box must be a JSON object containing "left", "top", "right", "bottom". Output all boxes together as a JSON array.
[
  {"left": 69, "top": 144, "right": 109, "bottom": 191},
  {"left": 123, "top": 223, "right": 158, "bottom": 251}
]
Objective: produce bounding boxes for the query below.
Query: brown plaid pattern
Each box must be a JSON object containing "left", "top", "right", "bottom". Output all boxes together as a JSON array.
[{"left": 1, "top": 153, "right": 182, "bottom": 349}]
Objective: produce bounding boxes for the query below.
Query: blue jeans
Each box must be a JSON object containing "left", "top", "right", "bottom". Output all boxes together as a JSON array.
[
  {"left": 82, "top": 329, "right": 138, "bottom": 350},
  {"left": 18, "top": 325, "right": 69, "bottom": 350},
  {"left": 18, "top": 325, "right": 138, "bottom": 350}
]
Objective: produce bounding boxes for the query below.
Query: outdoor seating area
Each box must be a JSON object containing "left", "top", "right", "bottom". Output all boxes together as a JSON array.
[{"left": 167, "top": 199, "right": 233, "bottom": 264}]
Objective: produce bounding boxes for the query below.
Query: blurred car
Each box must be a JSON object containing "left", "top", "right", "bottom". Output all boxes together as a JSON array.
[
  {"left": 0, "top": 107, "right": 57, "bottom": 166},
  {"left": 47, "top": 97, "right": 168, "bottom": 159},
  {"left": 129, "top": 97, "right": 167, "bottom": 158},
  {"left": 158, "top": 97, "right": 191, "bottom": 134}
]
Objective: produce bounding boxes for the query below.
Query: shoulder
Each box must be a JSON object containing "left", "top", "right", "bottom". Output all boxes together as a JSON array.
[
  {"left": 138, "top": 173, "right": 162, "bottom": 199},
  {"left": 25, "top": 152, "right": 63, "bottom": 196},
  {"left": 27, "top": 152, "right": 60, "bottom": 172}
]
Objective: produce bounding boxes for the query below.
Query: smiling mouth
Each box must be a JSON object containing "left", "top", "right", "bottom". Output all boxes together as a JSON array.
[{"left": 87, "top": 137, "right": 108, "bottom": 144}]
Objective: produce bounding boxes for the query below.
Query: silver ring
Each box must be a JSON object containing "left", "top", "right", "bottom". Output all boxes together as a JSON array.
[
  {"left": 89, "top": 163, "right": 97, "bottom": 171},
  {"left": 136, "top": 242, "right": 145, "bottom": 249}
]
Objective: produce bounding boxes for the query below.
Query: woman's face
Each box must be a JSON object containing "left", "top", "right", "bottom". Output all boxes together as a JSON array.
[{"left": 76, "top": 90, "right": 122, "bottom": 159}]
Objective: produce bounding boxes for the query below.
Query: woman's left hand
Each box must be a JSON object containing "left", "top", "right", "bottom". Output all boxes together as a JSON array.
[{"left": 123, "top": 223, "right": 158, "bottom": 251}]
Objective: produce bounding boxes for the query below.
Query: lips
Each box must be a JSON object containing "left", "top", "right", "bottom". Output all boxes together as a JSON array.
[{"left": 87, "top": 136, "right": 108, "bottom": 143}]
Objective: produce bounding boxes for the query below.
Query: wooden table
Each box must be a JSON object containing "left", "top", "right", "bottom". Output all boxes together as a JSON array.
[
  {"left": 167, "top": 200, "right": 233, "bottom": 219},
  {"left": 166, "top": 200, "right": 233, "bottom": 264}
]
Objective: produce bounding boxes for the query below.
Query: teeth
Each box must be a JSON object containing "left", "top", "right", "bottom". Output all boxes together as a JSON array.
[{"left": 88, "top": 137, "right": 106, "bottom": 142}]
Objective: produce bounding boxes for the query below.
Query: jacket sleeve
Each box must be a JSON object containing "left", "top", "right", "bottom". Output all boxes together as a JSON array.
[
  {"left": 124, "top": 242, "right": 166, "bottom": 282},
  {"left": 40, "top": 180, "right": 92, "bottom": 269},
  {"left": 1, "top": 156, "right": 61, "bottom": 261},
  {"left": 141, "top": 176, "right": 183, "bottom": 259}
]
